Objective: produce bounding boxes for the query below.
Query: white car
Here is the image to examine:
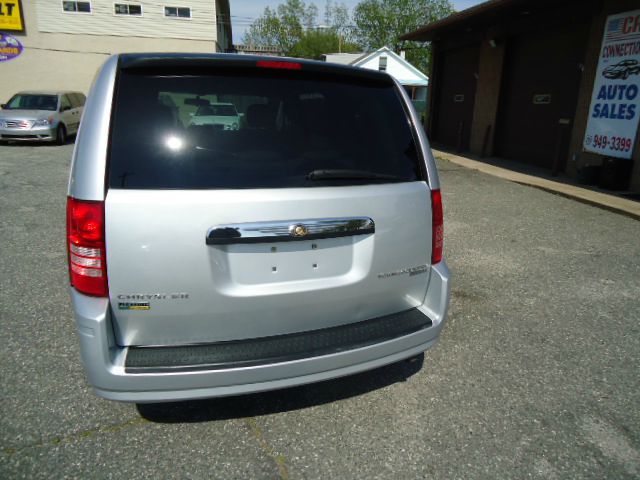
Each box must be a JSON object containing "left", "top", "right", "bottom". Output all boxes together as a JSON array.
[{"left": 189, "top": 102, "right": 240, "bottom": 130}]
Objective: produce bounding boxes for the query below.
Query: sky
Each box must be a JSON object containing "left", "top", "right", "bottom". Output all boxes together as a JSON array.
[{"left": 231, "top": 0, "right": 485, "bottom": 43}]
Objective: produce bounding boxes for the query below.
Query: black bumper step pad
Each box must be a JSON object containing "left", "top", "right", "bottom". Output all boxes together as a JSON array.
[{"left": 124, "top": 308, "right": 432, "bottom": 373}]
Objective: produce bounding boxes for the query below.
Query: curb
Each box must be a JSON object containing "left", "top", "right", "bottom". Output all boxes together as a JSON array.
[{"left": 433, "top": 149, "right": 640, "bottom": 221}]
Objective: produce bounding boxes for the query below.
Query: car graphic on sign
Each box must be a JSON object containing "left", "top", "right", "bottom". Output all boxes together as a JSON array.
[
  {"left": 602, "top": 59, "right": 640, "bottom": 79},
  {"left": 4, "top": 36, "right": 19, "bottom": 47}
]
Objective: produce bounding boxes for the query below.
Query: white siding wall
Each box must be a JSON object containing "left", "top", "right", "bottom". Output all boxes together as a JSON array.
[{"left": 36, "top": 0, "right": 217, "bottom": 41}]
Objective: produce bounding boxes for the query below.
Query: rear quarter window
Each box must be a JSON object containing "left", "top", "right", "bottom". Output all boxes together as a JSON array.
[
  {"left": 108, "top": 66, "right": 424, "bottom": 189},
  {"left": 60, "top": 95, "right": 72, "bottom": 111},
  {"left": 69, "top": 93, "right": 85, "bottom": 107}
]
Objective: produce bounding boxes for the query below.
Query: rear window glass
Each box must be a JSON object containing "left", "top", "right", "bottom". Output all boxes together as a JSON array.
[
  {"left": 69, "top": 93, "right": 85, "bottom": 107},
  {"left": 108, "top": 68, "right": 423, "bottom": 189},
  {"left": 196, "top": 104, "right": 237, "bottom": 116}
]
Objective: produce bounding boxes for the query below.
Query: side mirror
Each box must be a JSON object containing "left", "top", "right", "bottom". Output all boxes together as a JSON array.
[{"left": 0, "top": 104, "right": 6, "bottom": 109}]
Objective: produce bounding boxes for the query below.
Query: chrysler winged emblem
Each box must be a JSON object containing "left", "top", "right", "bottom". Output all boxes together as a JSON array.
[{"left": 290, "top": 224, "right": 309, "bottom": 237}]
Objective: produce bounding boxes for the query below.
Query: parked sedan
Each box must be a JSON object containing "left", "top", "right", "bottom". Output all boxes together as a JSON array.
[
  {"left": 0, "top": 91, "right": 85, "bottom": 144},
  {"left": 189, "top": 102, "right": 240, "bottom": 130}
]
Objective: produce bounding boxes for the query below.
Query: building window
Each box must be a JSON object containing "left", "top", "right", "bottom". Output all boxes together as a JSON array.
[
  {"left": 62, "top": 1, "right": 92, "bottom": 13},
  {"left": 378, "top": 56, "right": 387, "bottom": 72},
  {"left": 115, "top": 3, "right": 142, "bottom": 16},
  {"left": 164, "top": 6, "right": 191, "bottom": 19}
]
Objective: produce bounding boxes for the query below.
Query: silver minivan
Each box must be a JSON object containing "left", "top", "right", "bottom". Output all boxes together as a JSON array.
[
  {"left": 67, "top": 54, "right": 451, "bottom": 402},
  {"left": 0, "top": 91, "right": 85, "bottom": 144}
]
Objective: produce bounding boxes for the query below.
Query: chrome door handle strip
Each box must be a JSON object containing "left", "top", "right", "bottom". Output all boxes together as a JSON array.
[{"left": 206, "top": 217, "right": 375, "bottom": 245}]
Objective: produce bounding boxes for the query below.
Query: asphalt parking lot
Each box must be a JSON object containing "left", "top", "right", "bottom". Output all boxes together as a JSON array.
[{"left": 1, "top": 143, "right": 639, "bottom": 479}]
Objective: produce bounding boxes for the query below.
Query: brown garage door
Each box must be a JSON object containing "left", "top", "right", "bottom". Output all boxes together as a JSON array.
[
  {"left": 432, "top": 45, "right": 480, "bottom": 151},
  {"left": 495, "top": 23, "right": 589, "bottom": 169}
]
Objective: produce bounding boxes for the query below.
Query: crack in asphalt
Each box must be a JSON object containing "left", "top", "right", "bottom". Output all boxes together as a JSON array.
[
  {"left": 244, "top": 417, "right": 289, "bottom": 480},
  {"left": 2, "top": 417, "right": 150, "bottom": 457}
]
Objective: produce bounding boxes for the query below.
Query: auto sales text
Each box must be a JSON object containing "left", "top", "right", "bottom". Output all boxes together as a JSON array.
[{"left": 592, "top": 84, "right": 638, "bottom": 120}]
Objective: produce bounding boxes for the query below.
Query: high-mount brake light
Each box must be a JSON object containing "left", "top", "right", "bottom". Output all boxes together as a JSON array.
[
  {"left": 431, "top": 189, "right": 444, "bottom": 264},
  {"left": 256, "top": 60, "right": 302, "bottom": 70},
  {"left": 66, "top": 197, "right": 108, "bottom": 296}
]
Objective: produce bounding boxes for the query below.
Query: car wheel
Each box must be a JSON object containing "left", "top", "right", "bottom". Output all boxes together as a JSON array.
[{"left": 56, "top": 125, "right": 67, "bottom": 145}]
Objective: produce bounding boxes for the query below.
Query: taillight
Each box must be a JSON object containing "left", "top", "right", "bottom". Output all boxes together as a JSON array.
[
  {"left": 66, "top": 197, "right": 108, "bottom": 296},
  {"left": 431, "top": 189, "right": 443, "bottom": 264},
  {"left": 256, "top": 60, "right": 302, "bottom": 70}
]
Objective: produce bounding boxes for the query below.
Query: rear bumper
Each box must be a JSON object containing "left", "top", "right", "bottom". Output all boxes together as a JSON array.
[{"left": 71, "top": 262, "right": 451, "bottom": 403}]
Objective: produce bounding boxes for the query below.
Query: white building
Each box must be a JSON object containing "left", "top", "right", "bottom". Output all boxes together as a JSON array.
[
  {"left": 321, "top": 53, "right": 363, "bottom": 65},
  {"left": 323, "top": 46, "right": 429, "bottom": 112},
  {"left": 0, "top": 0, "right": 232, "bottom": 98}
]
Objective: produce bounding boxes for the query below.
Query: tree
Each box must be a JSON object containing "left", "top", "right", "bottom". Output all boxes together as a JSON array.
[
  {"left": 324, "top": 1, "right": 355, "bottom": 45},
  {"left": 289, "top": 29, "right": 360, "bottom": 60},
  {"left": 242, "top": 0, "right": 319, "bottom": 54},
  {"left": 242, "top": 0, "right": 359, "bottom": 58},
  {"left": 352, "top": 0, "right": 455, "bottom": 72}
]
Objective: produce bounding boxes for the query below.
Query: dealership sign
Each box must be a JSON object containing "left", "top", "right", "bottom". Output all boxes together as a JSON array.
[
  {"left": 583, "top": 9, "right": 640, "bottom": 159},
  {"left": 0, "top": 0, "right": 24, "bottom": 32},
  {"left": 0, "top": 32, "right": 22, "bottom": 62}
]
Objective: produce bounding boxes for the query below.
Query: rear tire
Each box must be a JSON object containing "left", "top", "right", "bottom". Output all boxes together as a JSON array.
[{"left": 56, "top": 125, "right": 67, "bottom": 145}]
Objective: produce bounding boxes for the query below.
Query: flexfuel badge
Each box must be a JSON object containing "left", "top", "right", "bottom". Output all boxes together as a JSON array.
[{"left": 118, "top": 302, "right": 150, "bottom": 311}]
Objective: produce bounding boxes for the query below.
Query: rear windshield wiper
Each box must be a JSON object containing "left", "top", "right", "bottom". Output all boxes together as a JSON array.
[{"left": 306, "top": 169, "right": 406, "bottom": 181}]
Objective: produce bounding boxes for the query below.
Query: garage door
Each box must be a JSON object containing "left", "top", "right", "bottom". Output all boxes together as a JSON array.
[
  {"left": 432, "top": 45, "right": 480, "bottom": 151},
  {"left": 495, "top": 23, "right": 589, "bottom": 169}
]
